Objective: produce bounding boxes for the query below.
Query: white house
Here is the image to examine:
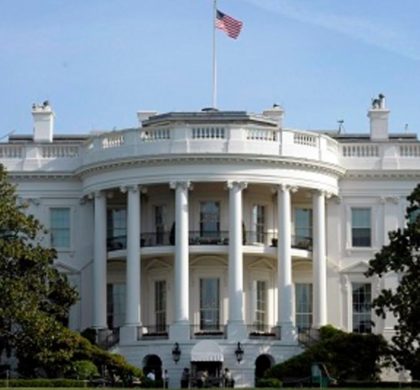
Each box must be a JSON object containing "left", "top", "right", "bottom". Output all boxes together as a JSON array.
[{"left": 1, "top": 96, "right": 419, "bottom": 387}]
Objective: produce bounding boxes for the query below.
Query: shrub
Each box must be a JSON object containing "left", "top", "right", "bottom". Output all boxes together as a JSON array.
[
  {"left": 256, "top": 377, "right": 282, "bottom": 387},
  {"left": 0, "top": 378, "right": 85, "bottom": 387},
  {"left": 267, "top": 325, "right": 390, "bottom": 384},
  {"left": 68, "top": 359, "right": 99, "bottom": 379}
]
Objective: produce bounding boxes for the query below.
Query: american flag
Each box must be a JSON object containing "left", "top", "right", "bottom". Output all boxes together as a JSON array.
[{"left": 215, "top": 10, "right": 243, "bottom": 39}]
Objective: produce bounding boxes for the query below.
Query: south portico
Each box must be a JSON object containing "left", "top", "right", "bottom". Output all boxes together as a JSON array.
[{"left": 86, "top": 178, "right": 335, "bottom": 345}]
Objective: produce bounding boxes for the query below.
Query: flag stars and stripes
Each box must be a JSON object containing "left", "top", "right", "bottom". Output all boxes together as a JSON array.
[{"left": 215, "top": 10, "right": 243, "bottom": 39}]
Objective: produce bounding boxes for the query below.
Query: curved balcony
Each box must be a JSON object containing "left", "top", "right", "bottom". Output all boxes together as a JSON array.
[
  {"left": 81, "top": 125, "right": 340, "bottom": 170},
  {"left": 106, "top": 231, "right": 312, "bottom": 252}
]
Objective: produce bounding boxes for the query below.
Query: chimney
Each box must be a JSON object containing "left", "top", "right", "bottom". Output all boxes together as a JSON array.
[
  {"left": 32, "top": 101, "right": 54, "bottom": 143},
  {"left": 368, "top": 94, "right": 389, "bottom": 140},
  {"left": 262, "top": 104, "right": 284, "bottom": 128},
  {"left": 137, "top": 111, "right": 158, "bottom": 127}
]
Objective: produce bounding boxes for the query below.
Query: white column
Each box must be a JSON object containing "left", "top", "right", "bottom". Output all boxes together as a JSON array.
[
  {"left": 227, "top": 181, "right": 247, "bottom": 339},
  {"left": 93, "top": 191, "right": 107, "bottom": 329},
  {"left": 172, "top": 181, "right": 190, "bottom": 323},
  {"left": 277, "top": 185, "right": 296, "bottom": 343},
  {"left": 125, "top": 186, "right": 141, "bottom": 326},
  {"left": 313, "top": 190, "right": 327, "bottom": 327}
]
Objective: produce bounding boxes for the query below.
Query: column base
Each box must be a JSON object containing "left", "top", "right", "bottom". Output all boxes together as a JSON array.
[
  {"left": 169, "top": 322, "right": 190, "bottom": 340},
  {"left": 120, "top": 325, "right": 140, "bottom": 344},
  {"left": 227, "top": 321, "right": 247, "bottom": 340},
  {"left": 278, "top": 322, "right": 298, "bottom": 345}
]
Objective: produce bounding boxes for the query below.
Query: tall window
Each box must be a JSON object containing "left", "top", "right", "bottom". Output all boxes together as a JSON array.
[
  {"left": 107, "top": 283, "right": 126, "bottom": 329},
  {"left": 50, "top": 207, "right": 70, "bottom": 248},
  {"left": 154, "top": 205, "right": 166, "bottom": 245},
  {"left": 255, "top": 280, "right": 267, "bottom": 330},
  {"left": 155, "top": 280, "right": 166, "bottom": 332},
  {"left": 295, "top": 283, "right": 313, "bottom": 331},
  {"left": 352, "top": 208, "right": 371, "bottom": 247},
  {"left": 200, "top": 201, "right": 220, "bottom": 237},
  {"left": 352, "top": 283, "right": 372, "bottom": 333},
  {"left": 295, "top": 208, "right": 312, "bottom": 240},
  {"left": 252, "top": 205, "right": 265, "bottom": 243},
  {"left": 107, "top": 208, "right": 127, "bottom": 239},
  {"left": 200, "top": 278, "right": 220, "bottom": 330}
]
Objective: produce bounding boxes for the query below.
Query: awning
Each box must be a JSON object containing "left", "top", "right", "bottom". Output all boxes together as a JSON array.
[{"left": 191, "top": 340, "right": 224, "bottom": 362}]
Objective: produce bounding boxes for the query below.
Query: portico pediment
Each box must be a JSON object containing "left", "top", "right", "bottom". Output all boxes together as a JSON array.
[{"left": 340, "top": 260, "right": 370, "bottom": 274}]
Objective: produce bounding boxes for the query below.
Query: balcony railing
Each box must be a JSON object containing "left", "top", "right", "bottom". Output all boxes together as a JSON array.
[
  {"left": 190, "top": 324, "right": 226, "bottom": 339},
  {"left": 247, "top": 324, "right": 280, "bottom": 339},
  {"left": 188, "top": 231, "right": 229, "bottom": 245},
  {"left": 271, "top": 235, "right": 313, "bottom": 250},
  {"left": 244, "top": 231, "right": 277, "bottom": 246},
  {"left": 106, "top": 232, "right": 313, "bottom": 251},
  {"left": 139, "top": 325, "right": 169, "bottom": 340}
]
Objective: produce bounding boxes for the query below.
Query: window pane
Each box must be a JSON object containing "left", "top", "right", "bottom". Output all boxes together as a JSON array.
[
  {"left": 295, "top": 208, "right": 312, "bottom": 239},
  {"left": 253, "top": 205, "right": 265, "bottom": 243},
  {"left": 155, "top": 280, "right": 166, "bottom": 331},
  {"left": 107, "top": 208, "right": 127, "bottom": 238},
  {"left": 155, "top": 206, "right": 166, "bottom": 245},
  {"left": 50, "top": 208, "right": 70, "bottom": 248},
  {"left": 352, "top": 208, "right": 371, "bottom": 247},
  {"left": 255, "top": 280, "right": 267, "bottom": 329},
  {"left": 107, "top": 283, "right": 126, "bottom": 328},
  {"left": 352, "top": 283, "right": 372, "bottom": 333},
  {"left": 295, "top": 283, "right": 313, "bottom": 331},
  {"left": 200, "top": 278, "right": 220, "bottom": 330},
  {"left": 200, "top": 202, "right": 220, "bottom": 237}
]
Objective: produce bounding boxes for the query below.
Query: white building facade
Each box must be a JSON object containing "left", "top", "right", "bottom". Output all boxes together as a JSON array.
[{"left": 2, "top": 97, "right": 419, "bottom": 387}]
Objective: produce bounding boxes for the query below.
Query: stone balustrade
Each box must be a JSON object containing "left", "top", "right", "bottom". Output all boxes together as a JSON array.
[{"left": 1, "top": 125, "right": 419, "bottom": 172}]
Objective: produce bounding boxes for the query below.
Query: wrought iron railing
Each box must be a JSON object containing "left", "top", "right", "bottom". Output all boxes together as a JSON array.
[
  {"left": 188, "top": 231, "right": 229, "bottom": 245},
  {"left": 247, "top": 324, "right": 280, "bottom": 339},
  {"left": 106, "top": 236, "right": 126, "bottom": 251},
  {"left": 139, "top": 325, "right": 169, "bottom": 340},
  {"left": 244, "top": 231, "right": 277, "bottom": 246},
  {"left": 190, "top": 324, "right": 226, "bottom": 339},
  {"left": 271, "top": 235, "right": 313, "bottom": 250},
  {"left": 106, "top": 232, "right": 313, "bottom": 251}
]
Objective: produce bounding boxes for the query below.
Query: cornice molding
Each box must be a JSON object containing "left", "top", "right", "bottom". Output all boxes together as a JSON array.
[{"left": 76, "top": 154, "right": 347, "bottom": 178}]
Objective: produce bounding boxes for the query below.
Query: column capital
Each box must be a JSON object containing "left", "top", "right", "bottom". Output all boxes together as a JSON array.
[
  {"left": 170, "top": 181, "right": 191, "bottom": 191},
  {"left": 226, "top": 181, "right": 247, "bottom": 191},
  {"left": 311, "top": 188, "right": 332, "bottom": 198},
  {"left": 276, "top": 184, "right": 298, "bottom": 193},
  {"left": 93, "top": 190, "right": 104, "bottom": 199}
]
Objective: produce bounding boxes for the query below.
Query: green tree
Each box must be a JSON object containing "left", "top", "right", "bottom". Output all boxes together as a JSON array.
[
  {"left": 365, "top": 183, "right": 420, "bottom": 378},
  {"left": 0, "top": 163, "right": 78, "bottom": 376}
]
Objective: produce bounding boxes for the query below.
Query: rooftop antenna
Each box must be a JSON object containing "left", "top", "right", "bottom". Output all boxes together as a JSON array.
[
  {"left": 404, "top": 123, "right": 409, "bottom": 134},
  {"left": 337, "top": 120, "right": 345, "bottom": 134}
]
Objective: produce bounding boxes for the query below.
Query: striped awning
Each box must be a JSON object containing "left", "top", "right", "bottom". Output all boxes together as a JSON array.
[{"left": 191, "top": 340, "right": 224, "bottom": 362}]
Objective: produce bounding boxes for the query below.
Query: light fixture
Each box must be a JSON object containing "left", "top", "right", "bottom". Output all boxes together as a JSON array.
[
  {"left": 235, "top": 341, "right": 244, "bottom": 363},
  {"left": 172, "top": 342, "right": 181, "bottom": 363}
]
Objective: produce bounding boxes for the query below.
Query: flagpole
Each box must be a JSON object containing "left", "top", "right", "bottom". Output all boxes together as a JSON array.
[{"left": 212, "top": 0, "right": 217, "bottom": 109}]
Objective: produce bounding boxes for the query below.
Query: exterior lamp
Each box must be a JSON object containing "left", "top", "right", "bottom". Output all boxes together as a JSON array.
[
  {"left": 172, "top": 342, "right": 181, "bottom": 363},
  {"left": 235, "top": 342, "right": 244, "bottom": 363}
]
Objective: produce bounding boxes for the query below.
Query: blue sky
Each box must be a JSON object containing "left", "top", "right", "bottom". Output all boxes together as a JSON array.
[{"left": 1, "top": 0, "right": 420, "bottom": 137}]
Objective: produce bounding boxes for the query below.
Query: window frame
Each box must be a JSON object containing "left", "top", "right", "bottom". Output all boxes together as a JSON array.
[
  {"left": 50, "top": 207, "right": 71, "bottom": 249},
  {"left": 351, "top": 282, "right": 372, "bottom": 333},
  {"left": 351, "top": 207, "right": 372, "bottom": 248},
  {"left": 199, "top": 277, "right": 220, "bottom": 331},
  {"left": 295, "top": 283, "right": 313, "bottom": 331},
  {"left": 154, "top": 280, "right": 167, "bottom": 332},
  {"left": 252, "top": 205, "right": 266, "bottom": 244}
]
